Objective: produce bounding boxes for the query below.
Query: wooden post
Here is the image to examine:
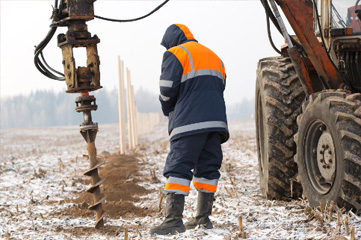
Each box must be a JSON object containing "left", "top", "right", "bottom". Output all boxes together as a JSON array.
[
  {"left": 131, "top": 112, "right": 164, "bottom": 137},
  {"left": 137, "top": 112, "right": 143, "bottom": 135},
  {"left": 117, "top": 57, "right": 126, "bottom": 154},
  {"left": 131, "top": 85, "right": 138, "bottom": 146},
  {"left": 126, "top": 68, "right": 134, "bottom": 150},
  {"left": 121, "top": 65, "right": 165, "bottom": 141},
  {"left": 143, "top": 113, "right": 147, "bottom": 135}
]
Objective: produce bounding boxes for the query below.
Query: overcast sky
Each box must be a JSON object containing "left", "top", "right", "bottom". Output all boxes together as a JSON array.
[{"left": 0, "top": 0, "right": 285, "bottom": 105}]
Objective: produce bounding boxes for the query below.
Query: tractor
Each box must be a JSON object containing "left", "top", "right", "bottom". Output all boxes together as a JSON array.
[{"left": 256, "top": 0, "right": 361, "bottom": 213}]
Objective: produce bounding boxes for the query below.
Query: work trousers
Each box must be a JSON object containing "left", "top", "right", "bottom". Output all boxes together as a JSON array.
[{"left": 163, "top": 132, "right": 223, "bottom": 195}]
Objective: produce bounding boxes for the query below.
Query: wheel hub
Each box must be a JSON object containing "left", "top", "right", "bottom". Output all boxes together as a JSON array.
[{"left": 316, "top": 132, "right": 336, "bottom": 182}]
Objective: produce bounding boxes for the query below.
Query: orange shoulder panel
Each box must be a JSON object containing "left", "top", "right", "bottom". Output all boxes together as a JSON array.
[
  {"left": 183, "top": 42, "right": 224, "bottom": 75},
  {"left": 168, "top": 46, "right": 192, "bottom": 76}
]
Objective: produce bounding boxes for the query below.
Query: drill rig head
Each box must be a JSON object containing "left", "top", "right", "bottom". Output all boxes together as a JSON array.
[{"left": 53, "top": 0, "right": 102, "bottom": 93}]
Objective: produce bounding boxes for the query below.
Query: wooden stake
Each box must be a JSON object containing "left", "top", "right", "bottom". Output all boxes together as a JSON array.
[
  {"left": 238, "top": 215, "right": 247, "bottom": 238},
  {"left": 158, "top": 193, "right": 164, "bottom": 212},
  {"left": 117, "top": 57, "right": 126, "bottom": 154},
  {"left": 238, "top": 215, "right": 243, "bottom": 233},
  {"left": 350, "top": 226, "right": 355, "bottom": 240},
  {"left": 329, "top": 201, "right": 334, "bottom": 222},
  {"left": 126, "top": 68, "right": 134, "bottom": 150},
  {"left": 345, "top": 214, "right": 349, "bottom": 235},
  {"left": 131, "top": 86, "right": 138, "bottom": 147},
  {"left": 320, "top": 202, "right": 324, "bottom": 213},
  {"left": 325, "top": 200, "right": 329, "bottom": 212},
  {"left": 124, "top": 228, "right": 128, "bottom": 240},
  {"left": 336, "top": 210, "right": 341, "bottom": 232},
  {"left": 158, "top": 186, "right": 164, "bottom": 212}
]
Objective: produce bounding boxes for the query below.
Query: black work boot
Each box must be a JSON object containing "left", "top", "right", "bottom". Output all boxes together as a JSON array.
[
  {"left": 184, "top": 191, "right": 214, "bottom": 229},
  {"left": 149, "top": 193, "right": 186, "bottom": 235}
]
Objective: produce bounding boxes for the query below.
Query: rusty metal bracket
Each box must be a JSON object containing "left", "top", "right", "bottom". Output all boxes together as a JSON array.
[
  {"left": 276, "top": 0, "right": 346, "bottom": 90},
  {"left": 56, "top": 0, "right": 101, "bottom": 93}
]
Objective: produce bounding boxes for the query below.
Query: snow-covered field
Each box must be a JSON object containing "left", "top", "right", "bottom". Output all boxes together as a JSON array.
[{"left": 1, "top": 119, "right": 360, "bottom": 239}]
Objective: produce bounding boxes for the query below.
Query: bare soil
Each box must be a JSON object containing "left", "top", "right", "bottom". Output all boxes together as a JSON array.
[{"left": 50, "top": 153, "right": 155, "bottom": 237}]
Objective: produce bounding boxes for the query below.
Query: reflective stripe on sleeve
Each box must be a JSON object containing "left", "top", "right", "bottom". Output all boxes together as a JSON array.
[
  {"left": 160, "top": 94, "right": 170, "bottom": 102},
  {"left": 170, "top": 121, "right": 228, "bottom": 138},
  {"left": 159, "top": 80, "right": 173, "bottom": 88},
  {"left": 193, "top": 177, "right": 218, "bottom": 193},
  {"left": 164, "top": 176, "right": 191, "bottom": 195},
  {"left": 181, "top": 69, "right": 225, "bottom": 84}
]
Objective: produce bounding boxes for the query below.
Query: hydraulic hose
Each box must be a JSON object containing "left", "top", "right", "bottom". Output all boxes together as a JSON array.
[
  {"left": 34, "top": 0, "right": 170, "bottom": 81},
  {"left": 94, "top": 0, "right": 169, "bottom": 23}
]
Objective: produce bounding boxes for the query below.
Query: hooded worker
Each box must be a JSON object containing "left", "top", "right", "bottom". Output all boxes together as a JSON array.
[{"left": 150, "top": 24, "right": 229, "bottom": 235}]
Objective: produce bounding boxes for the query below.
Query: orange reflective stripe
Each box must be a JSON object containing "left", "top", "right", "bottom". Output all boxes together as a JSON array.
[
  {"left": 193, "top": 181, "right": 217, "bottom": 192},
  {"left": 165, "top": 182, "right": 190, "bottom": 193},
  {"left": 175, "top": 24, "right": 195, "bottom": 40}
]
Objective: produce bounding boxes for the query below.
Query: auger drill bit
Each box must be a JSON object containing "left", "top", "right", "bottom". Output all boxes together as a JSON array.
[
  {"left": 34, "top": 0, "right": 107, "bottom": 228},
  {"left": 76, "top": 93, "right": 105, "bottom": 228}
]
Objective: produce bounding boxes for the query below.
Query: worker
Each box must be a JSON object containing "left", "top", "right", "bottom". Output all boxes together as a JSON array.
[{"left": 150, "top": 24, "right": 229, "bottom": 235}]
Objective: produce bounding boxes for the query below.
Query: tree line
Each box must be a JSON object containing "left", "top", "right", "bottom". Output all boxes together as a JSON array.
[
  {"left": 0, "top": 89, "right": 254, "bottom": 129},
  {"left": 0, "top": 88, "right": 160, "bottom": 129}
]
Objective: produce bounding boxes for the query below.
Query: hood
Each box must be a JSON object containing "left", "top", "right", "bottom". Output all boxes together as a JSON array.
[{"left": 161, "top": 24, "right": 197, "bottom": 50}]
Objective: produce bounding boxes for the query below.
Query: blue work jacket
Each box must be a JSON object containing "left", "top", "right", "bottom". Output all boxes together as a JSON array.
[{"left": 159, "top": 24, "right": 229, "bottom": 143}]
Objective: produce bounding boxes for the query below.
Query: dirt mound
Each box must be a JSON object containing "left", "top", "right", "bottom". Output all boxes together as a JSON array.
[
  {"left": 53, "top": 154, "right": 155, "bottom": 220},
  {"left": 55, "top": 225, "right": 121, "bottom": 238}
]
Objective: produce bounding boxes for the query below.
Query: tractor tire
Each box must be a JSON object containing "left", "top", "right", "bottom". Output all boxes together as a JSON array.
[
  {"left": 256, "top": 56, "right": 305, "bottom": 200},
  {"left": 295, "top": 90, "right": 361, "bottom": 213}
]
